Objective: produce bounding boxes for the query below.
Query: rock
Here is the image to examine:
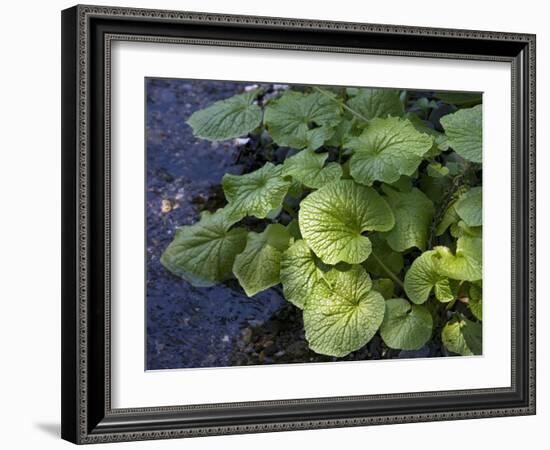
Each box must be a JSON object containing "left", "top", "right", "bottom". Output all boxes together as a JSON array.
[
  {"left": 241, "top": 327, "right": 253, "bottom": 344},
  {"left": 398, "top": 345, "right": 431, "bottom": 359},
  {"left": 263, "top": 343, "right": 278, "bottom": 357},
  {"left": 286, "top": 341, "right": 308, "bottom": 357}
]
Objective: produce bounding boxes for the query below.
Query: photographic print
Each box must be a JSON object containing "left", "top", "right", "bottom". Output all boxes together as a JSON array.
[{"left": 146, "top": 79, "right": 483, "bottom": 370}]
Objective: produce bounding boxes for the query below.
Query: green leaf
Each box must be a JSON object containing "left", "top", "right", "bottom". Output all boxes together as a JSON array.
[
  {"left": 222, "top": 163, "right": 291, "bottom": 220},
  {"left": 346, "top": 117, "right": 433, "bottom": 185},
  {"left": 282, "top": 149, "right": 342, "bottom": 189},
  {"left": 434, "top": 279, "right": 459, "bottom": 303},
  {"left": 372, "top": 278, "right": 395, "bottom": 300},
  {"left": 419, "top": 172, "right": 452, "bottom": 206},
  {"left": 413, "top": 97, "right": 439, "bottom": 114},
  {"left": 388, "top": 175, "right": 414, "bottom": 192},
  {"left": 451, "top": 220, "right": 482, "bottom": 239},
  {"left": 346, "top": 88, "right": 404, "bottom": 120},
  {"left": 325, "top": 119, "right": 353, "bottom": 147},
  {"left": 364, "top": 234, "right": 404, "bottom": 278},
  {"left": 427, "top": 162, "right": 449, "bottom": 178},
  {"left": 469, "top": 283, "right": 483, "bottom": 320},
  {"left": 404, "top": 112, "right": 446, "bottom": 158},
  {"left": 303, "top": 266, "right": 385, "bottom": 357},
  {"left": 187, "top": 90, "right": 262, "bottom": 141},
  {"left": 264, "top": 91, "right": 341, "bottom": 149},
  {"left": 434, "top": 235, "right": 482, "bottom": 281},
  {"left": 404, "top": 250, "right": 455, "bottom": 304},
  {"left": 286, "top": 219, "right": 302, "bottom": 240},
  {"left": 442, "top": 315, "right": 482, "bottom": 356},
  {"left": 266, "top": 223, "right": 291, "bottom": 251},
  {"left": 440, "top": 105, "right": 482, "bottom": 163},
  {"left": 280, "top": 240, "right": 325, "bottom": 309},
  {"left": 233, "top": 224, "right": 289, "bottom": 297},
  {"left": 380, "top": 298, "right": 433, "bottom": 350},
  {"left": 454, "top": 187, "right": 482, "bottom": 227},
  {"left": 160, "top": 208, "right": 247, "bottom": 287},
  {"left": 381, "top": 185, "right": 435, "bottom": 252},
  {"left": 436, "top": 203, "right": 460, "bottom": 236},
  {"left": 299, "top": 180, "right": 395, "bottom": 265}
]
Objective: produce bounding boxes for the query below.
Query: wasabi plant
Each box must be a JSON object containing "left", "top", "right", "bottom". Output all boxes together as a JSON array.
[{"left": 161, "top": 85, "right": 483, "bottom": 358}]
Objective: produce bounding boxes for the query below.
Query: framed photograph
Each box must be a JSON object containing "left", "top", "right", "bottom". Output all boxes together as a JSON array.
[{"left": 61, "top": 4, "right": 536, "bottom": 444}]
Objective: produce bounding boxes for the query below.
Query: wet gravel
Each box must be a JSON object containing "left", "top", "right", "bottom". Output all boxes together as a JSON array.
[{"left": 146, "top": 78, "right": 286, "bottom": 370}]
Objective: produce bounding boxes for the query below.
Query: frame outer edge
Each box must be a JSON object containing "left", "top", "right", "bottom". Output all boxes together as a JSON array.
[
  {"left": 61, "top": 5, "right": 80, "bottom": 445},
  {"left": 65, "top": 4, "right": 537, "bottom": 444}
]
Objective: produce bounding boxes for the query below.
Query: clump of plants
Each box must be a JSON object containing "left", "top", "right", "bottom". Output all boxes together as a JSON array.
[{"left": 161, "top": 84, "right": 483, "bottom": 358}]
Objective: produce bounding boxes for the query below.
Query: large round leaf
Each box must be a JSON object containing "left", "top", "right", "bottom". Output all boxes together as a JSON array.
[
  {"left": 160, "top": 208, "right": 247, "bottom": 287},
  {"left": 345, "top": 117, "right": 433, "bottom": 186},
  {"left": 280, "top": 240, "right": 325, "bottom": 309},
  {"left": 442, "top": 315, "right": 482, "bottom": 356},
  {"left": 233, "top": 224, "right": 290, "bottom": 297},
  {"left": 404, "top": 250, "right": 456, "bottom": 304},
  {"left": 381, "top": 185, "right": 435, "bottom": 252},
  {"left": 454, "top": 187, "right": 482, "bottom": 227},
  {"left": 263, "top": 91, "right": 341, "bottom": 149},
  {"left": 303, "top": 265, "right": 385, "bottom": 357},
  {"left": 299, "top": 180, "right": 395, "bottom": 265},
  {"left": 434, "top": 235, "right": 482, "bottom": 281},
  {"left": 222, "top": 163, "right": 291, "bottom": 220},
  {"left": 187, "top": 89, "right": 262, "bottom": 141},
  {"left": 282, "top": 149, "right": 342, "bottom": 189},
  {"left": 440, "top": 105, "right": 482, "bottom": 163},
  {"left": 372, "top": 278, "right": 395, "bottom": 300},
  {"left": 379, "top": 298, "right": 433, "bottom": 350},
  {"left": 346, "top": 88, "right": 404, "bottom": 120}
]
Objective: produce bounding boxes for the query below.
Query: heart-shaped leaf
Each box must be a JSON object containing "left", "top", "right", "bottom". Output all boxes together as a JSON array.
[
  {"left": 346, "top": 117, "right": 433, "bottom": 185},
  {"left": 280, "top": 239, "right": 325, "bottom": 309},
  {"left": 442, "top": 315, "right": 482, "bottom": 355},
  {"left": 434, "top": 235, "right": 482, "bottom": 281},
  {"left": 160, "top": 208, "right": 247, "bottom": 287},
  {"left": 299, "top": 180, "right": 395, "bottom": 265},
  {"left": 346, "top": 87, "right": 404, "bottom": 120},
  {"left": 263, "top": 91, "right": 341, "bottom": 149},
  {"left": 222, "top": 163, "right": 291, "bottom": 220},
  {"left": 233, "top": 224, "right": 290, "bottom": 297},
  {"left": 440, "top": 105, "right": 482, "bottom": 163},
  {"left": 454, "top": 187, "right": 482, "bottom": 227},
  {"left": 282, "top": 149, "right": 342, "bottom": 189},
  {"left": 379, "top": 298, "right": 433, "bottom": 350},
  {"left": 404, "top": 250, "right": 456, "bottom": 304},
  {"left": 372, "top": 278, "right": 395, "bottom": 300},
  {"left": 303, "top": 265, "right": 385, "bottom": 357},
  {"left": 381, "top": 185, "right": 435, "bottom": 252},
  {"left": 187, "top": 89, "right": 262, "bottom": 140}
]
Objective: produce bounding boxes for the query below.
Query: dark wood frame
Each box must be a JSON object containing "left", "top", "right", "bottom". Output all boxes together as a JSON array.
[{"left": 61, "top": 4, "right": 536, "bottom": 444}]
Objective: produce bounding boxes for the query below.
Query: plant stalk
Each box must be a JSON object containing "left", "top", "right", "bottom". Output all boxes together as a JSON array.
[
  {"left": 313, "top": 86, "right": 370, "bottom": 123},
  {"left": 370, "top": 252, "right": 405, "bottom": 289}
]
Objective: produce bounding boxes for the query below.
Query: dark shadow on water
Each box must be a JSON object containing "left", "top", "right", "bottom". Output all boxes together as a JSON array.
[{"left": 35, "top": 422, "right": 60, "bottom": 438}]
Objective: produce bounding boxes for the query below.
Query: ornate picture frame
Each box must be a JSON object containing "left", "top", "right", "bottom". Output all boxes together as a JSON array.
[{"left": 61, "top": 5, "right": 536, "bottom": 444}]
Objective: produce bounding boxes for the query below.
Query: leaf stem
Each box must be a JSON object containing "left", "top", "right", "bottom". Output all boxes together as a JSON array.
[
  {"left": 370, "top": 252, "right": 405, "bottom": 289},
  {"left": 313, "top": 86, "right": 371, "bottom": 123}
]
